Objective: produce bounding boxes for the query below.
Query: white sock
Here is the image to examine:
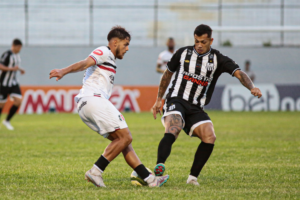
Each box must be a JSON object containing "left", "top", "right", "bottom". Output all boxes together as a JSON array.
[
  {"left": 93, "top": 164, "right": 103, "bottom": 173},
  {"left": 187, "top": 175, "right": 197, "bottom": 182},
  {"left": 144, "top": 174, "right": 155, "bottom": 183}
]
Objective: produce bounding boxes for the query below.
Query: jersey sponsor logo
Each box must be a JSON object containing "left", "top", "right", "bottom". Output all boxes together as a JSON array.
[
  {"left": 182, "top": 71, "right": 212, "bottom": 82},
  {"left": 184, "top": 60, "right": 190, "bottom": 63},
  {"left": 78, "top": 101, "right": 87, "bottom": 112},
  {"left": 93, "top": 49, "right": 103, "bottom": 56}
]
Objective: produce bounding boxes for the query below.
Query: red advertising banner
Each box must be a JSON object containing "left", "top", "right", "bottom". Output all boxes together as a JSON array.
[{"left": 2, "top": 86, "right": 159, "bottom": 114}]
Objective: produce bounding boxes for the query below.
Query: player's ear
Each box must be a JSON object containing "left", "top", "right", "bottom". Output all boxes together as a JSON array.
[{"left": 210, "top": 38, "right": 214, "bottom": 45}]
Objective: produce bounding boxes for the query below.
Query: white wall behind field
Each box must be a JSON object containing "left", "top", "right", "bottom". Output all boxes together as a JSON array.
[
  {"left": 0, "top": 46, "right": 299, "bottom": 86},
  {"left": 0, "top": 0, "right": 300, "bottom": 47}
]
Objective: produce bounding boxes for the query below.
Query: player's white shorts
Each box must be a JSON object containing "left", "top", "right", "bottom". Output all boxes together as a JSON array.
[{"left": 77, "top": 96, "right": 128, "bottom": 138}]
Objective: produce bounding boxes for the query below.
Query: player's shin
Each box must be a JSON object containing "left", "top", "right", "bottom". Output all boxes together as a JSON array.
[
  {"left": 6, "top": 105, "right": 19, "bottom": 121},
  {"left": 156, "top": 133, "right": 176, "bottom": 164},
  {"left": 190, "top": 141, "right": 214, "bottom": 178}
]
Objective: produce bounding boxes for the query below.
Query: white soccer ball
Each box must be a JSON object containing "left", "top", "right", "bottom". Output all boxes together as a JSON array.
[{"left": 130, "top": 167, "right": 153, "bottom": 186}]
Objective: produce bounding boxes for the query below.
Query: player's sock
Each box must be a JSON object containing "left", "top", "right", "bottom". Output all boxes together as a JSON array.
[
  {"left": 134, "top": 164, "right": 151, "bottom": 180},
  {"left": 190, "top": 141, "right": 214, "bottom": 177},
  {"left": 94, "top": 155, "right": 110, "bottom": 172},
  {"left": 0, "top": 108, "right": 2, "bottom": 117},
  {"left": 6, "top": 105, "right": 19, "bottom": 121},
  {"left": 156, "top": 133, "right": 176, "bottom": 164}
]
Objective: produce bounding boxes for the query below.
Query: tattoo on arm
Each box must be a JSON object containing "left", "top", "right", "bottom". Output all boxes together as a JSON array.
[
  {"left": 166, "top": 114, "right": 183, "bottom": 135},
  {"left": 237, "top": 71, "right": 255, "bottom": 90},
  {"left": 157, "top": 70, "right": 173, "bottom": 99}
]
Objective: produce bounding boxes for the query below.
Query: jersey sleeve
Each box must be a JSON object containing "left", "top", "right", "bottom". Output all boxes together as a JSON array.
[
  {"left": 89, "top": 47, "right": 109, "bottom": 65},
  {"left": 218, "top": 53, "right": 240, "bottom": 76},
  {"left": 157, "top": 52, "right": 164, "bottom": 65},
  {"left": 166, "top": 48, "right": 183, "bottom": 73},
  {"left": 0, "top": 52, "right": 11, "bottom": 66}
]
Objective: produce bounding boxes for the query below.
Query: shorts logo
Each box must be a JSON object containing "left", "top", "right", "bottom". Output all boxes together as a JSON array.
[
  {"left": 169, "top": 104, "right": 175, "bottom": 111},
  {"left": 109, "top": 75, "right": 114, "bottom": 84},
  {"left": 78, "top": 101, "right": 87, "bottom": 112},
  {"left": 118, "top": 114, "right": 124, "bottom": 121},
  {"left": 93, "top": 49, "right": 103, "bottom": 56}
]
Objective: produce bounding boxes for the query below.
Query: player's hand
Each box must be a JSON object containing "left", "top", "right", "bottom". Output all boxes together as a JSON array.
[
  {"left": 11, "top": 66, "right": 19, "bottom": 71},
  {"left": 152, "top": 100, "right": 162, "bottom": 119},
  {"left": 251, "top": 87, "right": 262, "bottom": 98},
  {"left": 49, "top": 69, "right": 64, "bottom": 81},
  {"left": 19, "top": 68, "right": 25, "bottom": 75}
]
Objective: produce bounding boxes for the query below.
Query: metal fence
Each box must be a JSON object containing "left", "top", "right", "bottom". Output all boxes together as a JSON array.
[{"left": 0, "top": 0, "right": 300, "bottom": 47}]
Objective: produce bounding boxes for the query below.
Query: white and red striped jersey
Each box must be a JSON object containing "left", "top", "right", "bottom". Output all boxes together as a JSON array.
[{"left": 75, "top": 46, "right": 116, "bottom": 102}]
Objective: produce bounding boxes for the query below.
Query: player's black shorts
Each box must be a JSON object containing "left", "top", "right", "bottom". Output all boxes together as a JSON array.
[
  {"left": 162, "top": 97, "right": 212, "bottom": 136},
  {"left": 0, "top": 84, "right": 22, "bottom": 103}
]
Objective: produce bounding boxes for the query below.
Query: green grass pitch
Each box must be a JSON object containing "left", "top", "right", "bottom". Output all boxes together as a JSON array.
[{"left": 0, "top": 111, "right": 299, "bottom": 199}]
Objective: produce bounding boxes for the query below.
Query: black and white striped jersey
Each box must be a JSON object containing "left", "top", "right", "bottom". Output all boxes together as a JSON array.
[
  {"left": 0, "top": 50, "right": 21, "bottom": 87},
  {"left": 166, "top": 46, "right": 240, "bottom": 107}
]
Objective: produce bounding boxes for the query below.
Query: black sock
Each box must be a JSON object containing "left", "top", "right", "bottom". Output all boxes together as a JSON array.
[
  {"left": 95, "top": 155, "right": 110, "bottom": 172},
  {"left": 0, "top": 108, "right": 2, "bottom": 118},
  {"left": 6, "top": 105, "right": 19, "bottom": 121},
  {"left": 134, "top": 164, "right": 151, "bottom": 180},
  {"left": 190, "top": 142, "right": 214, "bottom": 177},
  {"left": 156, "top": 133, "right": 176, "bottom": 164}
]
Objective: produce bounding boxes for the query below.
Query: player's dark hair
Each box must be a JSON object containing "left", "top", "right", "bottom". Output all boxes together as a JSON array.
[
  {"left": 194, "top": 24, "right": 212, "bottom": 38},
  {"left": 245, "top": 60, "right": 251, "bottom": 65},
  {"left": 12, "top": 38, "right": 22, "bottom": 46},
  {"left": 107, "top": 26, "right": 131, "bottom": 41},
  {"left": 168, "top": 37, "right": 174, "bottom": 40}
]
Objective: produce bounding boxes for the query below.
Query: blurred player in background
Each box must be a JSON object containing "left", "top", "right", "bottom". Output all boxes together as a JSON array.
[
  {"left": 156, "top": 38, "right": 176, "bottom": 100},
  {"left": 244, "top": 60, "right": 255, "bottom": 82},
  {"left": 152, "top": 24, "right": 262, "bottom": 185},
  {"left": 49, "top": 26, "right": 169, "bottom": 188},
  {"left": 0, "top": 39, "right": 25, "bottom": 130}
]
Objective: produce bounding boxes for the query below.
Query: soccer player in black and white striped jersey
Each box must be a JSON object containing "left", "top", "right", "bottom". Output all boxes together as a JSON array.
[
  {"left": 152, "top": 24, "right": 262, "bottom": 185},
  {"left": 0, "top": 39, "right": 25, "bottom": 130}
]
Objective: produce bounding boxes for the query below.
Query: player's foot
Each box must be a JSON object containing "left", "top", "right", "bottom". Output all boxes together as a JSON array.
[
  {"left": 186, "top": 175, "right": 199, "bottom": 186},
  {"left": 154, "top": 163, "right": 165, "bottom": 176},
  {"left": 2, "top": 120, "right": 14, "bottom": 130},
  {"left": 85, "top": 166, "right": 106, "bottom": 187},
  {"left": 147, "top": 174, "right": 169, "bottom": 187}
]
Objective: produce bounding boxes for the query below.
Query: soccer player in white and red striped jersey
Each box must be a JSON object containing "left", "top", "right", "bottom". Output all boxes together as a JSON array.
[{"left": 49, "top": 26, "right": 169, "bottom": 188}]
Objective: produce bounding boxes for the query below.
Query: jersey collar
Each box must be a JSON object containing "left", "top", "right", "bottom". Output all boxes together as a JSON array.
[
  {"left": 107, "top": 46, "right": 116, "bottom": 60},
  {"left": 193, "top": 47, "right": 211, "bottom": 57}
]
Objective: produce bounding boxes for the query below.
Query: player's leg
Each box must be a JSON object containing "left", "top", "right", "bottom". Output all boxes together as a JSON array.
[
  {"left": 187, "top": 121, "right": 216, "bottom": 185},
  {"left": 105, "top": 132, "right": 169, "bottom": 187},
  {"left": 154, "top": 113, "right": 184, "bottom": 176}
]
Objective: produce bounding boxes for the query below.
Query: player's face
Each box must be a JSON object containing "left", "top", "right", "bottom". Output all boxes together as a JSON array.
[
  {"left": 194, "top": 34, "right": 213, "bottom": 55},
  {"left": 11, "top": 45, "right": 22, "bottom": 54},
  {"left": 116, "top": 38, "right": 130, "bottom": 59},
  {"left": 167, "top": 39, "right": 175, "bottom": 50}
]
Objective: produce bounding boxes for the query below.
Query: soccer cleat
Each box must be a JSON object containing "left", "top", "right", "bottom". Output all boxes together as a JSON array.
[
  {"left": 85, "top": 166, "right": 106, "bottom": 187},
  {"left": 186, "top": 176, "right": 200, "bottom": 186},
  {"left": 154, "top": 163, "right": 165, "bottom": 176},
  {"left": 147, "top": 175, "right": 169, "bottom": 187},
  {"left": 2, "top": 120, "right": 14, "bottom": 130}
]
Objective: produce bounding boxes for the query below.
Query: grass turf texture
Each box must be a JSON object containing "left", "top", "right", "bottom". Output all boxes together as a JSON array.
[{"left": 0, "top": 112, "right": 299, "bottom": 200}]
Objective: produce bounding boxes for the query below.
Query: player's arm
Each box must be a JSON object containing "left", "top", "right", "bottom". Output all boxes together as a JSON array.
[
  {"left": 0, "top": 63, "right": 19, "bottom": 71},
  {"left": 233, "top": 70, "right": 262, "bottom": 98},
  {"left": 152, "top": 69, "right": 174, "bottom": 119},
  {"left": 156, "top": 64, "right": 164, "bottom": 73},
  {"left": 49, "top": 56, "right": 95, "bottom": 81}
]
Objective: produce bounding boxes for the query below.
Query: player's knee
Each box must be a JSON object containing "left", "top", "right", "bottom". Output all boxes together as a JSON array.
[
  {"left": 13, "top": 98, "right": 22, "bottom": 106},
  {"left": 123, "top": 134, "right": 132, "bottom": 146}
]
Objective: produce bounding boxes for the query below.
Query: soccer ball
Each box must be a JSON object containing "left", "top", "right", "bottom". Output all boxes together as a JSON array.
[{"left": 130, "top": 167, "right": 153, "bottom": 186}]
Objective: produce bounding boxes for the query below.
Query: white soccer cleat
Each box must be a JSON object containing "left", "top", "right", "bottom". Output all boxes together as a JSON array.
[
  {"left": 85, "top": 166, "right": 106, "bottom": 187},
  {"left": 147, "top": 174, "right": 169, "bottom": 187},
  {"left": 186, "top": 175, "right": 200, "bottom": 186},
  {"left": 2, "top": 120, "right": 14, "bottom": 130}
]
